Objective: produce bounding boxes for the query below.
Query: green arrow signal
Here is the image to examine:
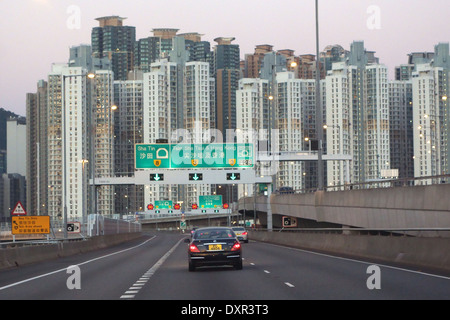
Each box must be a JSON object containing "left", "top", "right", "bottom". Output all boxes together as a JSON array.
[
  {"left": 150, "top": 173, "right": 164, "bottom": 181},
  {"left": 189, "top": 173, "right": 203, "bottom": 181},
  {"left": 226, "top": 173, "right": 240, "bottom": 181}
]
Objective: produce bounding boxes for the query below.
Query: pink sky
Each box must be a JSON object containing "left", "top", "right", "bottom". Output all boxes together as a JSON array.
[{"left": 1, "top": 0, "right": 449, "bottom": 116}]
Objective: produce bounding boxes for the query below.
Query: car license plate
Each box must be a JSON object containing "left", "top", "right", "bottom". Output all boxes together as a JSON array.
[{"left": 208, "top": 244, "right": 222, "bottom": 251}]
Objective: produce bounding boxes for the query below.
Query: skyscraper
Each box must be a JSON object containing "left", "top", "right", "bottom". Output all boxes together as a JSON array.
[
  {"left": 388, "top": 80, "right": 413, "bottom": 181},
  {"left": 412, "top": 43, "right": 450, "bottom": 181},
  {"left": 91, "top": 16, "right": 136, "bottom": 81},
  {"left": 141, "top": 58, "right": 215, "bottom": 208},
  {"left": 26, "top": 80, "right": 48, "bottom": 216},
  {"left": 326, "top": 41, "right": 390, "bottom": 187},
  {"left": 113, "top": 71, "right": 144, "bottom": 215},
  {"left": 45, "top": 64, "right": 115, "bottom": 220},
  {"left": 143, "top": 59, "right": 180, "bottom": 208},
  {"left": 213, "top": 37, "right": 241, "bottom": 136}
]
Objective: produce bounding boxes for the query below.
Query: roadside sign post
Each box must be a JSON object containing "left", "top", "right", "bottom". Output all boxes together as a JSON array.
[
  {"left": 180, "top": 213, "right": 186, "bottom": 232},
  {"left": 11, "top": 216, "right": 50, "bottom": 241}
]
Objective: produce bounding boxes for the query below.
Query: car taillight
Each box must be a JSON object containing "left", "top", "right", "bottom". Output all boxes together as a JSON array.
[
  {"left": 231, "top": 242, "right": 241, "bottom": 251},
  {"left": 242, "top": 232, "right": 247, "bottom": 235},
  {"left": 189, "top": 244, "right": 200, "bottom": 253}
]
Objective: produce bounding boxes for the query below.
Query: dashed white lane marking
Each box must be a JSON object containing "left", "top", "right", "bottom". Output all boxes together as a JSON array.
[
  {"left": 285, "top": 282, "right": 295, "bottom": 288},
  {"left": 120, "top": 238, "right": 184, "bottom": 299},
  {"left": 249, "top": 262, "right": 295, "bottom": 289}
]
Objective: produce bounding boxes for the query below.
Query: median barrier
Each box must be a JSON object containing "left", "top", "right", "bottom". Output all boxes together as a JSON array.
[
  {"left": 248, "top": 231, "right": 450, "bottom": 274},
  {"left": 0, "top": 232, "right": 142, "bottom": 270}
]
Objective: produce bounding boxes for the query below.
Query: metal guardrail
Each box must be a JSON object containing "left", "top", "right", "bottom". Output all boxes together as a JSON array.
[
  {"left": 0, "top": 214, "right": 141, "bottom": 244},
  {"left": 287, "top": 174, "right": 450, "bottom": 194}
]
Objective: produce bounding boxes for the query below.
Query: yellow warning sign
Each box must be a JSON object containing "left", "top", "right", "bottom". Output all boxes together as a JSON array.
[{"left": 12, "top": 216, "right": 50, "bottom": 235}]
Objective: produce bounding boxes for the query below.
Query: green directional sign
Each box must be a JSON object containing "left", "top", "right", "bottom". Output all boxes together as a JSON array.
[
  {"left": 155, "top": 200, "right": 173, "bottom": 209},
  {"left": 199, "top": 195, "right": 222, "bottom": 209},
  {"left": 136, "top": 144, "right": 171, "bottom": 169},
  {"left": 135, "top": 143, "right": 253, "bottom": 169}
]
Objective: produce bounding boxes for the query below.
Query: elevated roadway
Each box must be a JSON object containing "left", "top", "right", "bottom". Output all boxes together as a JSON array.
[{"left": 238, "top": 183, "right": 450, "bottom": 236}]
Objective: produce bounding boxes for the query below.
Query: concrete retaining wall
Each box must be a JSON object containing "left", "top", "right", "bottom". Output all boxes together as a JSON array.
[
  {"left": 249, "top": 231, "right": 450, "bottom": 274},
  {"left": 0, "top": 232, "right": 142, "bottom": 270}
]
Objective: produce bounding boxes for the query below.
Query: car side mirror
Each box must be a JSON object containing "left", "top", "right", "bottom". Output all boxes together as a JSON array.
[{"left": 184, "top": 238, "right": 191, "bottom": 243}]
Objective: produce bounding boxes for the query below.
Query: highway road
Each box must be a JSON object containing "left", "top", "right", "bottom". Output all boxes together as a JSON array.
[{"left": 0, "top": 232, "right": 448, "bottom": 304}]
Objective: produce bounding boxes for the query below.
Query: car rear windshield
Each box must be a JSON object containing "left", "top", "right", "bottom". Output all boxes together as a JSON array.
[
  {"left": 232, "top": 227, "right": 245, "bottom": 231},
  {"left": 194, "top": 228, "right": 235, "bottom": 239}
]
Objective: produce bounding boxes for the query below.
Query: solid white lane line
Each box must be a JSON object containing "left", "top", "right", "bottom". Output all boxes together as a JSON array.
[{"left": 0, "top": 236, "right": 156, "bottom": 291}]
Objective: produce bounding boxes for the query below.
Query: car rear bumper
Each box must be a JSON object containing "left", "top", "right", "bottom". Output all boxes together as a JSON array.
[{"left": 189, "top": 251, "right": 241, "bottom": 266}]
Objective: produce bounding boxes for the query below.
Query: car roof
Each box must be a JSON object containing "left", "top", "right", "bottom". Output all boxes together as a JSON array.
[{"left": 195, "top": 226, "right": 233, "bottom": 231}]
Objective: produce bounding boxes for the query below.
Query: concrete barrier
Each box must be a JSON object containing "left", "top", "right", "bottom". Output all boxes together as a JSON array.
[
  {"left": 0, "top": 232, "right": 142, "bottom": 270},
  {"left": 249, "top": 231, "right": 450, "bottom": 274}
]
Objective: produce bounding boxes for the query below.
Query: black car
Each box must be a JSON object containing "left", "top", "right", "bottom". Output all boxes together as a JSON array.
[
  {"left": 184, "top": 227, "right": 243, "bottom": 271},
  {"left": 277, "top": 186, "right": 294, "bottom": 194}
]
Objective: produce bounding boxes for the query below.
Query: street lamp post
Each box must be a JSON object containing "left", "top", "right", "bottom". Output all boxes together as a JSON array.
[{"left": 315, "top": 0, "right": 324, "bottom": 191}]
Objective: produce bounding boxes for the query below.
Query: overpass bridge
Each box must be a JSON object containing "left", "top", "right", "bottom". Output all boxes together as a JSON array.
[
  {"left": 139, "top": 180, "right": 450, "bottom": 237},
  {"left": 238, "top": 178, "right": 450, "bottom": 237}
]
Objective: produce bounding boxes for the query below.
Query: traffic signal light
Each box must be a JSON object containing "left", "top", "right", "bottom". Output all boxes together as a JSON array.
[
  {"left": 223, "top": 203, "right": 229, "bottom": 209},
  {"left": 147, "top": 204, "right": 154, "bottom": 210},
  {"left": 174, "top": 203, "right": 181, "bottom": 210},
  {"left": 192, "top": 203, "right": 198, "bottom": 210}
]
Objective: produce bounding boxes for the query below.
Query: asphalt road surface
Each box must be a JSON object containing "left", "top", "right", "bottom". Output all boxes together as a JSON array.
[{"left": 0, "top": 232, "right": 448, "bottom": 303}]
